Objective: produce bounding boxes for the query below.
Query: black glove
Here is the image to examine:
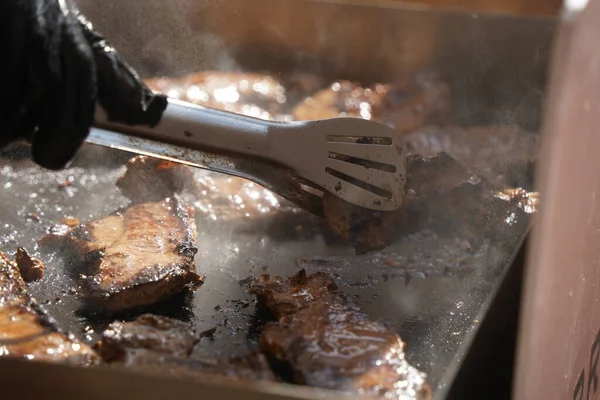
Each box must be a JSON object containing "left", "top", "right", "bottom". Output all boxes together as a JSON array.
[{"left": 0, "top": 0, "right": 168, "bottom": 170}]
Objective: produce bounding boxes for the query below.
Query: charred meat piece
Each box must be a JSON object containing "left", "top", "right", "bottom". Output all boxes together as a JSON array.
[
  {"left": 98, "top": 314, "right": 275, "bottom": 383},
  {"left": 323, "top": 152, "right": 537, "bottom": 254},
  {"left": 403, "top": 125, "right": 539, "bottom": 189},
  {"left": 145, "top": 72, "right": 289, "bottom": 120},
  {"left": 122, "top": 351, "right": 276, "bottom": 383},
  {"left": 14, "top": 247, "right": 46, "bottom": 282},
  {"left": 117, "top": 155, "right": 195, "bottom": 203},
  {"left": 250, "top": 270, "right": 431, "bottom": 400},
  {"left": 0, "top": 252, "right": 98, "bottom": 365},
  {"left": 44, "top": 195, "right": 202, "bottom": 311},
  {"left": 292, "top": 72, "right": 451, "bottom": 136},
  {"left": 97, "top": 314, "right": 199, "bottom": 362}
]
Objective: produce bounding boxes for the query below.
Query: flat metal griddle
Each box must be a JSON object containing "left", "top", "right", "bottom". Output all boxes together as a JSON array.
[
  {"left": 0, "top": 2, "right": 552, "bottom": 395},
  {"left": 0, "top": 139, "right": 530, "bottom": 391}
]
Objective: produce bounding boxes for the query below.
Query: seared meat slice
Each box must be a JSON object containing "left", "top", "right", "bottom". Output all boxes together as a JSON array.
[
  {"left": 193, "top": 174, "right": 295, "bottom": 222},
  {"left": 97, "top": 314, "right": 199, "bottom": 362},
  {"left": 98, "top": 314, "right": 275, "bottom": 383},
  {"left": 117, "top": 155, "right": 323, "bottom": 240},
  {"left": 323, "top": 152, "right": 537, "bottom": 254},
  {"left": 403, "top": 125, "right": 539, "bottom": 189},
  {"left": 117, "top": 153, "right": 300, "bottom": 223},
  {"left": 145, "top": 72, "right": 289, "bottom": 121},
  {"left": 250, "top": 270, "right": 431, "bottom": 400},
  {"left": 117, "top": 156, "right": 195, "bottom": 204},
  {"left": 292, "top": 72, "right": 451, "bottom": 136},
  {"left": 14, "top": 247, "right": 46, "bottom": 282},
  {"left": 46, "top": 195, "right": 202, "bottom": 311},
  {"left": 122, "top": 351, "right": 276, "bottom": 383},
  {"left": 0, "top": 252, "right": 98, "bottom": 365}
]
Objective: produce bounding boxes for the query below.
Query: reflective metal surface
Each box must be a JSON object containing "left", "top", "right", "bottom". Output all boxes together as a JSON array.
[{"left": 0, "top": 1, "right": 556, "bottom": 398}]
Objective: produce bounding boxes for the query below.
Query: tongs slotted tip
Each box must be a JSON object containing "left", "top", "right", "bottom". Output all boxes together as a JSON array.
[
  {"left": 268, "top": 116, "right": 407, "bottom": 212},
  {"left": 91, "top": 100, "right": 407, "bottom": 215}
]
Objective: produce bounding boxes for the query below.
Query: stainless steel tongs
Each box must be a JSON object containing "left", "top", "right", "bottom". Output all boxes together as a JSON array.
[{"left": 90, "top": 98, "right": 407, "bottom": 216}]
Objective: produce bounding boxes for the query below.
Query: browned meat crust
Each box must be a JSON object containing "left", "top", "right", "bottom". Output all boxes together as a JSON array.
[
  {"left": 122, "top": 351, "right": 276, "bottom": 383},
  {"left": 250, "top": 270, "right": 431, "bottom": 400},
  {"left": 117, "top": 154, "right": 301, "bottom": 225},
  {"left": 193, "top": 173, "right": 295, "bottom": 222},
  {"left": 117, "top": 155, "right": 195, "bottom": 204},
  {"left": 323, "top": 152, "right": 537, "bottom": 254},
  {"left": 98, "top": 314, "right": 275, "bottom": 382},
  {"left": 292, "top": 72, "right": 451, "bottom": 136},
  {"left": 145, "top": 72, "right": 288, "bottom": 120},
  {"left": 0, "top": 251, "right": 98, "bottom": 365},
  {"left": 44, "top": 195, "right": 202, "bottom": 311},
  {"left": 97, "top": 314, "right": 199, "bottom": 362},
  {"left": 403, "top": 125, "right": 539, "bottom": 189},
  {"left": 14, "top": 247, "right": 46, "bottom": 282}
]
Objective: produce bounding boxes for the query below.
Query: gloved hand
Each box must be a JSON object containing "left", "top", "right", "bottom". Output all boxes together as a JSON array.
[{"left": 0, "top": 0, "right": 168, "bottom": 170}]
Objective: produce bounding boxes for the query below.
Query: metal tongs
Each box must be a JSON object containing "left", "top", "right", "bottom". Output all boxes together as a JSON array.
[{"left": 90, "top": 99, "right": 407, "bottom": 216}]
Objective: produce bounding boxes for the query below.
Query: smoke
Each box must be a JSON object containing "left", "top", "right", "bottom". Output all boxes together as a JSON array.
[{"left": 74, "top": 0, "right": 242, "bottom": 77}]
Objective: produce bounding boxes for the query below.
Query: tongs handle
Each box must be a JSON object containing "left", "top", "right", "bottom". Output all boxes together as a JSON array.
[{"left": 94, "top": 99, "right": 276, "bottom": 159}]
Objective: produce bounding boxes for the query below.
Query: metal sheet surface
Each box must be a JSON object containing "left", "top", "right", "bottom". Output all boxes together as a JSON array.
[
  {"left": 0, "top": 141, "right": 529, "bottom": 394},
  {"left": 0, "top": 1, "right": 552, "bottom": 397}
]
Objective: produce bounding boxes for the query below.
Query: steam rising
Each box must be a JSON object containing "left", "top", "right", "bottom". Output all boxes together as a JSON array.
[{"left": 75, "top": 0, "right": 241, "bottom": 77}]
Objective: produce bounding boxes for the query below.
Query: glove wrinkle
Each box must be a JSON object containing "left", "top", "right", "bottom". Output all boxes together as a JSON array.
[{"left": 77, "top": 17, "right": 167, "bottom": 127}]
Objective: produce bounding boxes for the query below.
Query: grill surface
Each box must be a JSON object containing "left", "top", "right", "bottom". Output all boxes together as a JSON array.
[
  {"left": 0, "top": 0, "right": 551, "bottom": 393},
  {"left": 0, "top": 143, "right": 529, "bottom": 390}
]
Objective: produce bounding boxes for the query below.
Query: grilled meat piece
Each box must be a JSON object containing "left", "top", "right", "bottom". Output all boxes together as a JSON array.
[
  {"left": 0, "top": 252, "right": 98, "bottom": 365},
  {"left": 117, "top": 156, "right": 195, "bottom": 204},
  {"left": 14, "top": 247, "right": 46, "bottom": 282},
  {"left": 98, "top": 314, "right": 275, "bottom": 383},
  {"left": 292, "top": 72, "right": 451, "bottom": 136},
  {"left": 193, "top": 174, "right": 294, "bottom": 222},
  {"left": 323, "top": 152, "right": 537, "bottom": 254},
  {"left": 118, "top": 155, "right": 323, "bottom": 240},
  {"left": 44, "top": 195, "right": 202, "bottom": 311},
  {"left": 116, "top": 155, "right": 296, "bottom": 230},
  {"left": 123, "top": 351, "right": 276, "bottom": 383},
  {"left": 145, "top": 72, "right": 289, "bottom": 121},
  {"left": 98, "top": 314, "right": 199, "bottom": 362},
  {"left": 191, "top": 174, "right": 328, "bottom": 241},
  {"left": 250, "top": 270, "right": 431, "bottom": 400},
  {"left": 403, "top": 125, "right": 539, "bottom": 189}
]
